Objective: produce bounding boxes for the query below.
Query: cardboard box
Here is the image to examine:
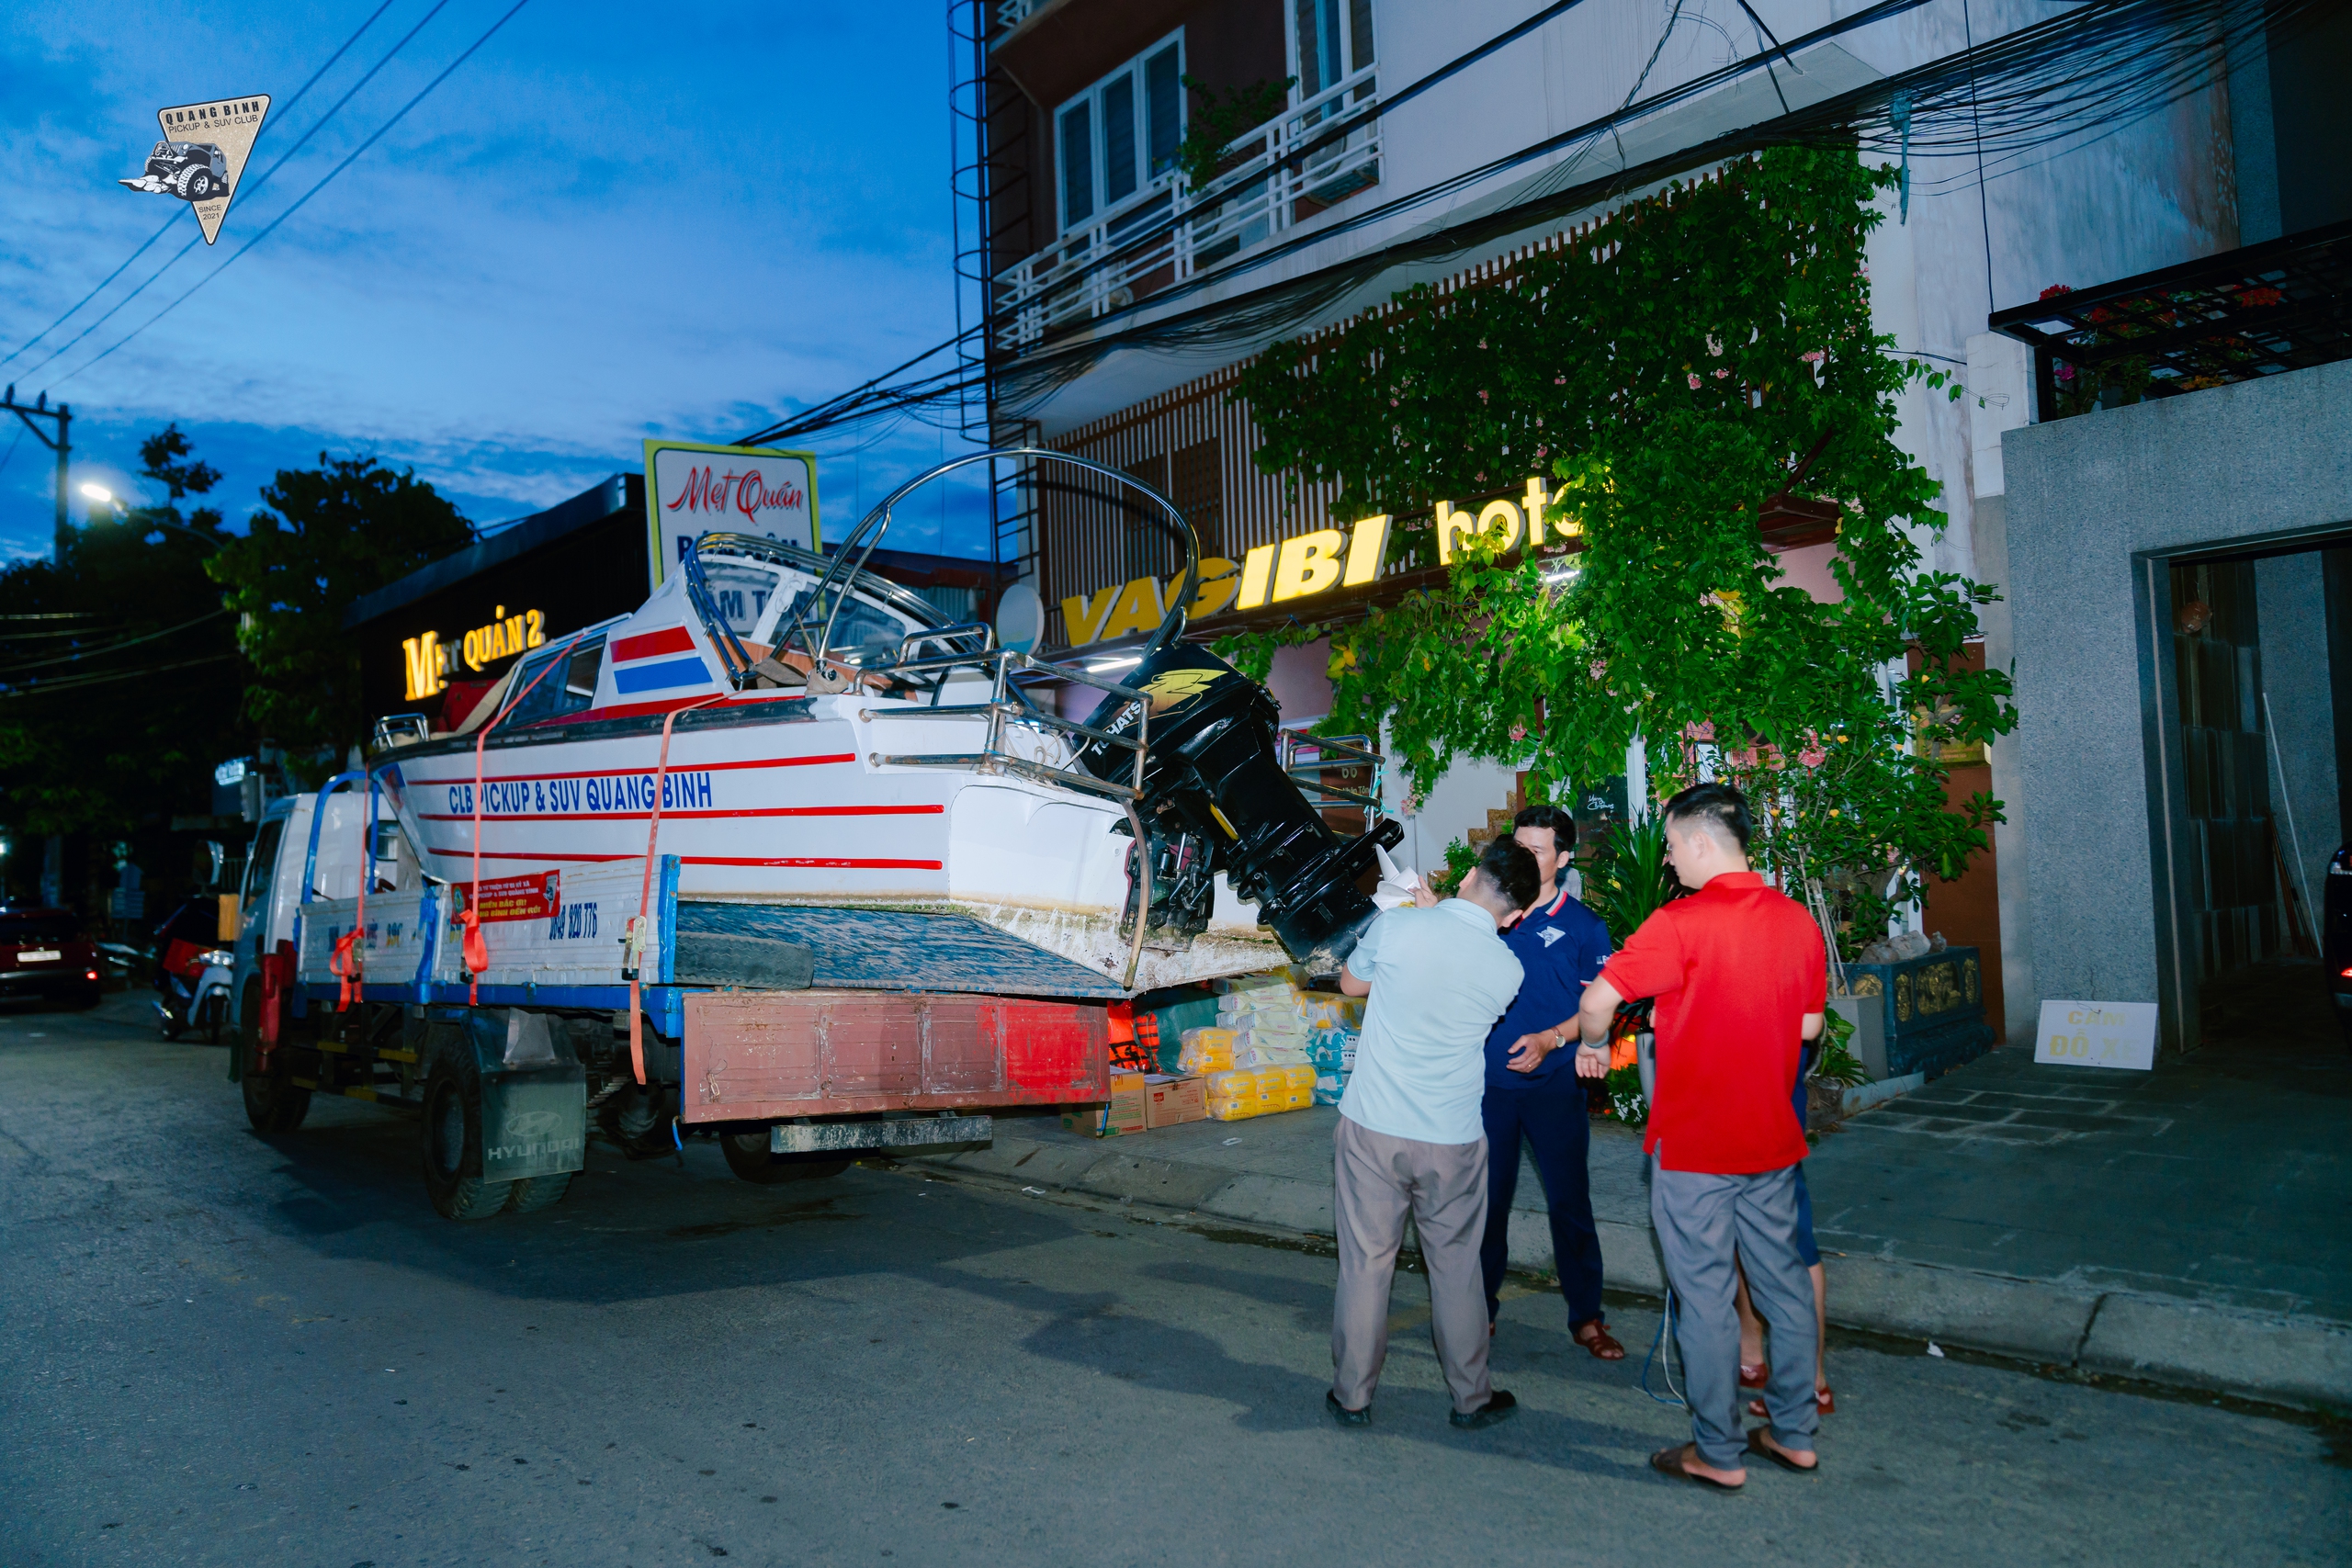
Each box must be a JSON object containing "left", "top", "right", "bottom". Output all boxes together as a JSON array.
[
  {"left": 1061, "top": 1073, "right": 1149, "bottom": 1137},
  {"left": 1144, "top": 1073, "right": 1206, "bottom": 1127}
]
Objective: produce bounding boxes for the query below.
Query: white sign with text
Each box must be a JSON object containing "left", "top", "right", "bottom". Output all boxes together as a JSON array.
[
  {"left": 644, "top": 440, "right": 819, "bottom": 584},
  {"left": 2032, "top": 999, "right": 2158, "bottom": 1071}
]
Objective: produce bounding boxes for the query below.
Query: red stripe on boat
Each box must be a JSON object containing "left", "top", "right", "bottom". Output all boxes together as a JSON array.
[
  {"left": 610, "top": 626, "right": 697, "bottom": 662},
  {"left": 417, "top": 804, "right": 945, "bottom": 823}
]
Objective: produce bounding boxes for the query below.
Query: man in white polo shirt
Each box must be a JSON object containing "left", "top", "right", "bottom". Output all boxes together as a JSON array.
[{"left": 1329, "top": 835, "right": 1539, "bottom": 1428}]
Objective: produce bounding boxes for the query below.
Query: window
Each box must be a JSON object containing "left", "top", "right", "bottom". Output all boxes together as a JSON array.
[
  {"left": 503, "top": 634, "right": 609, "bottom": 727},
  {"left": 1057, "top": 33, "right": 1184, "bottom": 233},
  {"left": 1294, "top": 0, "right": 1374, "bottom": 98},
  {"left": 243, "top": 819, "right": 283, "bottom": 919}
]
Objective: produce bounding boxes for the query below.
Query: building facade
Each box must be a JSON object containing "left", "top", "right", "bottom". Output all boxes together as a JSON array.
[{"left": 958, "top": 0, "right": 2352, "bottom": 1051}]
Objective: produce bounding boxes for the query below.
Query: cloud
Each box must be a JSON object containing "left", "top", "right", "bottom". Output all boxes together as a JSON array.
[{"left": 0, "top": 0, "right": 988, "bottom": 561}]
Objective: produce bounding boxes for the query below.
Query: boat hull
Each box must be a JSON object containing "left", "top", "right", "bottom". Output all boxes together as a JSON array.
[{"left": 373, "top": 692, "right": 1284, "bottom": 995}]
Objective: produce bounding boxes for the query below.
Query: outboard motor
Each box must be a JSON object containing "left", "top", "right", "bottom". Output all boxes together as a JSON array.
[{"left": 1076, "top": 641, "right": 1402, "bottom": 986}]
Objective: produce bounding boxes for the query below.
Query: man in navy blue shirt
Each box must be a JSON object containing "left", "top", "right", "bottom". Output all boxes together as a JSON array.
[{"left": 1478, "top": 804, "right": 1623, "bottom": 1359}]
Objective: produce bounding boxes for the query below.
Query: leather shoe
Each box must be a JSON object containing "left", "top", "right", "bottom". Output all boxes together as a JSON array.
[
  {"left": 1449, "top": 1389, "right": 1518, "bottom": 1429},
  {"left": 1326, "top": 1390, "right": 1372, "bottom": 1427}
]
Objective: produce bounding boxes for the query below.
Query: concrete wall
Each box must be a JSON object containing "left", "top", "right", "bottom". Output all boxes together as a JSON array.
[
  {"left": 2002, "top": 359, "right": 2352, "bottom": 1051},
  {"left": 2254, "top": 553, "right": 2339, "bottom": 927}
]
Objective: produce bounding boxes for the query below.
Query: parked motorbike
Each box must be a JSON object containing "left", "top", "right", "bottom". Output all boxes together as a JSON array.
[{"left": 152, "top": 897, "right": 234, "bottom": 1043}]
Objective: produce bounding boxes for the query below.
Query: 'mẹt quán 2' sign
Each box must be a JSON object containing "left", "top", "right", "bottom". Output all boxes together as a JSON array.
[
  {"left": 1058, "top": 476, "right": 1579, "bottom": 647},
  {"left": 401, "top": 604, "right": 548, "bottom": 701}
]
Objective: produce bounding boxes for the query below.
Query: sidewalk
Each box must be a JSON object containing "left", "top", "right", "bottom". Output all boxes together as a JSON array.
[{"left": 916, "top": 1020, "right": 2352, "bottom": 1412}]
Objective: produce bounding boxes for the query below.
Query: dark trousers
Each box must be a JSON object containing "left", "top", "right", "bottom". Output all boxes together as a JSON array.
[{"left": 1478, "top": 1073, "right": 1606, "bottom": 1327}]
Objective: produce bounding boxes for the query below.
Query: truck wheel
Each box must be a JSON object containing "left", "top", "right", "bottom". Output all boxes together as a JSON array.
[
  {"left": 178, "top": 165, "right": 212, "bottom": 198},
  {"left": 720, "top": 1130, "right": 850, "bottom": 1184},
  {"left": 505, "top": 1172, "right": 574, "bottom": 1214},
  {"left": 421, "top": 1055, "right": 514, "bottom": 1220},
  {"left": 242, "top": 1054, "right": 311, "bottom": 1134}
]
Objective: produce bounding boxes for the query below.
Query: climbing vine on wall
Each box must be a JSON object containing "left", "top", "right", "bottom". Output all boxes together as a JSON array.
[{"left": 1222, "top": 146, "right": 2014, "bottom": 955}]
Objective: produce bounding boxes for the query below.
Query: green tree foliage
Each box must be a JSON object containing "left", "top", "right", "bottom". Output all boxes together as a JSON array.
[
  {"left": 1226, "top": 148, "right": 2014, "bottom": 955},
  {"left": 0, "top": 424, "right": 243, "bottom": 840},
  {"left": 208, "top": 455, "right": 471, "bottom": 757},
  {"left": 1173, "top": 74, "right": 1295, "bottom": 190}
]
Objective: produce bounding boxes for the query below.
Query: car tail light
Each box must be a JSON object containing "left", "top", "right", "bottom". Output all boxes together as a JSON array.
[
  {"left": 85, "top": 969, "right": 99, "bottom": 980},
  {"left": 2340, "top": 967, "right": 2352, "bottom": 980}
]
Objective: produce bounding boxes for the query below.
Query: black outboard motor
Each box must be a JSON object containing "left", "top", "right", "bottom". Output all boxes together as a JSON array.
[{"left": 1076, "top": 641, "right": 1402, "bottom": 986}]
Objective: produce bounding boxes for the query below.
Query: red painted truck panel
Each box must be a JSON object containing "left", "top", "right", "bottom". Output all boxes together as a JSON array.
[{"left": 681, "top": 989, "right": 1109, "bottom": 1123}]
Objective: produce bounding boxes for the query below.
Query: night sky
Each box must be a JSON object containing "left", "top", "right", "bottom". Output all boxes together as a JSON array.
[{"left": 0, "top": 1, "right": 991, "bottom": 564}]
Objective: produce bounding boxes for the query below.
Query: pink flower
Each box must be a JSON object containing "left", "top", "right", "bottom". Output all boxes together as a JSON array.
[
  {"left": 1799, "top": 746, "right": 1828, "bottom": 769},
  {"left": 1589, "top": 659, "right": 1607, "bottom": 681},
  {"left": 1687, "top": 373, "right": 1702, "bottom": 389},
  {"left": 1509, "top": 723, "right": 1527, "bottom": 742},
  {"left": 1388, "top": 398, "right": 1398, "bottom": 406},
  {"left": 1713, "top": 367, "right": 1730, "bottom": 379},
  {"left": 1477, "top": 389, "right": 1490, "bottom": 402},
  {"left": 1534, "top": 446, "right": 1547, "bottom": 458},
  {"left": 1801, "top": 349, "right": 1826, "bottom": 364},
  {"left": 1553, "top": 375, "right": 1566, "bottom": 385},
  {"left": 1683, "top": 720, "right": 1715, "bottom": 742}
]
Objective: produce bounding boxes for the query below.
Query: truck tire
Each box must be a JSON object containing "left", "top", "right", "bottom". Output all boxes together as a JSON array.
[
  {"left": 177, "top": 165, "right": 213, "bottom": 198},
  {"left": 720, "top": 1130, "right": 851, "bottom": 1184},
  {"left": 504, "top": 1172, "right": 574, "bottom": 1214},
  {"left": 242, "top": 1055, "right": 312, "bottom": 1134},
  {"left": 421, "top": 1055, "right": 514, "bottom": 1220}
]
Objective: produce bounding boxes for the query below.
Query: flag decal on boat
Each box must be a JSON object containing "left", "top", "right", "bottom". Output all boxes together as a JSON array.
[{"left": 609, "top": 625, "right": 712, "bottom": 694}]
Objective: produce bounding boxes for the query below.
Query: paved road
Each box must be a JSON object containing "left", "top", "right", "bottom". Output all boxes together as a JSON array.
[{"left": 5, "top": 998, "right": 2346, "bottom": 1568}]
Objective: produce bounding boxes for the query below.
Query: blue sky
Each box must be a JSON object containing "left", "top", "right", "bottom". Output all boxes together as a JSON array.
[{"left": 0, "top": 0, "right": 990, "bottom": 564}]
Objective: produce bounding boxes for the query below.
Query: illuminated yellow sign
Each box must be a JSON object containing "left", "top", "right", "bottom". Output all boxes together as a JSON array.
[
  {"left": 400, "top": 605, "right": 548, "bottom": 701},
  {"left": 1057, "top": 476, "right": 1577, "bottom": 647}
]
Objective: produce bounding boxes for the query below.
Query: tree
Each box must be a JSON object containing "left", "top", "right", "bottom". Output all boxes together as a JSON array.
[
  {"left": 0, "top": 424, "right": 244, "bottom": 908},
  {"left": 208, "top": 455, "right": 472, "bottom": 760},
  {"left": 1227, "top": 148, "right": 2015, "bottom": 956}
]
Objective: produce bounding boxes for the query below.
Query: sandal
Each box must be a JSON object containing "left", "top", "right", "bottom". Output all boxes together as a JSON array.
[
  {"left": 1650, "top": 1442, "right": 1743, "bottom": 1492},
  {"left": 1738, "top": 1360, "right": 1770, "bottom": 1390},
  {"left": 1747, "top": 1387, "right": 1835, "bottom": 1418},
  {"left": 1573, "top": 1319, "right": 1627, "bottom": 1361},
  {"left": 1745, "top": 1427, "right": 1820, "bottom": 1475}
]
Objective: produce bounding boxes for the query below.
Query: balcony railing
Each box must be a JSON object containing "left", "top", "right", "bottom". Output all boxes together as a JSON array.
[
  {"left": 992, "top": 63, "right": 1380, "bottom": 354},
  {"left": 1989, "top": 217, "right": 2352, "bottom": 421}
]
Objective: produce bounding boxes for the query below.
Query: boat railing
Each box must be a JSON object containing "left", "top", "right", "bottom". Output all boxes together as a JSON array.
[
  {"left": 1279, "top": 728, "right": 1385, "bottom": 811},
  {"left": 861, "top": 645, "right": 1148, "bottom": 804}
]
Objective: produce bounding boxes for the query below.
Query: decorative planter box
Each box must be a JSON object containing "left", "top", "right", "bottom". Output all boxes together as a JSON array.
[{"left": 1843, "top": 945, "right": 1994, "bottom": 1080}]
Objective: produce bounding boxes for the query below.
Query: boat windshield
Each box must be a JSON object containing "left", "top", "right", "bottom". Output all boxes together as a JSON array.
[{"left": 772, "top": 581, "right": 920, "bottom": 666}]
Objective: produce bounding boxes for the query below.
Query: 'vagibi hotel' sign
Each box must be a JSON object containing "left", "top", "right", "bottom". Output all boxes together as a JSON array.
[{"left": 1060, "top": 476, "right": 1578, "bottom": 647}]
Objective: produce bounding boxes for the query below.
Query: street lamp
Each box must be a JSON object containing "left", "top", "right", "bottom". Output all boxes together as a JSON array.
[{"left": 80, "top": 482, "right": 114, "bottom": 505}]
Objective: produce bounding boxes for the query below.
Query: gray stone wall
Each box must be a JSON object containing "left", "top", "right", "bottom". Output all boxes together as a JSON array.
[{"left": 2002, "top": 358, "right": 2352, "bottom": 1050}]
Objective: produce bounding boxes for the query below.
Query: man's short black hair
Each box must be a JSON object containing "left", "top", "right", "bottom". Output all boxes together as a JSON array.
[
  {"left": 1513, "top": 803, "right": 1577, "bottom": 854},
  {"left": 1475, "top": 835, "right": 1541, "bottom": 909},
  {"left": 1662, "top": 781, "right": 1752, "bottom": 852}
]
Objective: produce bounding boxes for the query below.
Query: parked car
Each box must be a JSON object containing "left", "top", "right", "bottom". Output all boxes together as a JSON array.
[
  {"left": 0, "top": 907, "right": 104, "bottom": 1009},
  {"left": 2325, "top": 844, "right": 2352, "bottom": 1041}
]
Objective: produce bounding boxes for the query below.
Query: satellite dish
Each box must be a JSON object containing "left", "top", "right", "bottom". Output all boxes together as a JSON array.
[{"left": 994, "top": 581, "right": 1044, "bottom": 655}]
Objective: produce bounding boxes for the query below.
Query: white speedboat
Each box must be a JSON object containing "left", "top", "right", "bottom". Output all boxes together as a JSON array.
[{"left": 368, "top": 449, "right": 1401, "bottom": 1000}]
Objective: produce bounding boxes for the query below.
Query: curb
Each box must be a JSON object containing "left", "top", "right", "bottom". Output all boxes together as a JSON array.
[{"left": 914, "top": 1130, "right": 2352, "bottom": 1414}]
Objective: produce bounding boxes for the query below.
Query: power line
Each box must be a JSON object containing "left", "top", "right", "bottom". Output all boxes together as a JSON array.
[
  {"left": 0, "top": 651, "right": 239, "bottom": 700},
  {"left": 52, "top": 0, "right": 534, "bottom": 390},
  {"left": 0, "top": 608, "right": 231, "bottom": 677},
  {"left": 0, "top": 0, "right": 401, "bottom": 373}
]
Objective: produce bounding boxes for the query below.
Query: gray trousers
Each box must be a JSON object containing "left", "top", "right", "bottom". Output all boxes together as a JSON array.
[
  {"left": 1332, "top": 1115, "right": 1493, "bottom": 1415},
  {"left": 1651, "top": 1159, "right": 1820, "bottom": 1469}
]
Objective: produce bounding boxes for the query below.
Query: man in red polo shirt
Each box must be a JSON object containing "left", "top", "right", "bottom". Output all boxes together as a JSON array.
[{"left": 1573, "top": 782, "right": 1826, "bottom": 1491}]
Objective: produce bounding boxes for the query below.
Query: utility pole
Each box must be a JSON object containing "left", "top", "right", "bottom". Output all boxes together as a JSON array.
[{"left": 2, "top": 384, "right": 73, "bottom": 565}]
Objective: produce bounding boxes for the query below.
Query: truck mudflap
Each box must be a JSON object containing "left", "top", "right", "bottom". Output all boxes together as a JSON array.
[
  {"left": 465, "top": 1010, "right": 588, "bottom": 1184},
  {"left": 680, "top": 989, "right": 1109, "bottom": 1124}
]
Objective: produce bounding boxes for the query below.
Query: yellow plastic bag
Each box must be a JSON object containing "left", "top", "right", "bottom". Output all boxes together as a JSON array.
[
  {"left": 1205, "top": 1097, "right": 1260, "bottom": 1122},
  {"left": 1179, "top": 1027, "right": 1237, "bottom": 1074}
]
